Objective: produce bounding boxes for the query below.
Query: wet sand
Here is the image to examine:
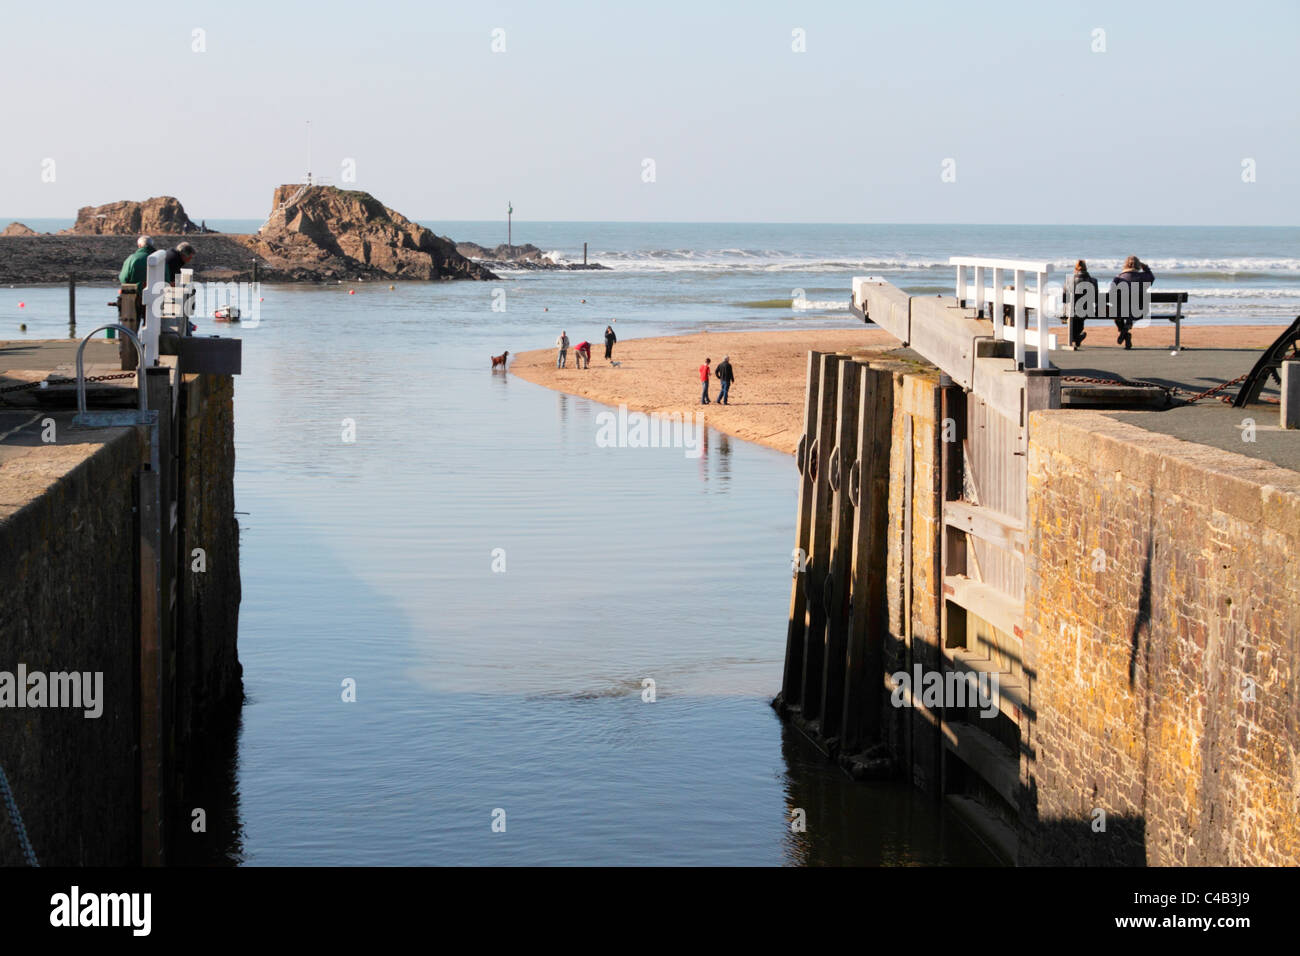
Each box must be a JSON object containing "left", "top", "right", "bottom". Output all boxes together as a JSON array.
[{"left": 509, "top": 324, "right": 1285, "bottom": 455}]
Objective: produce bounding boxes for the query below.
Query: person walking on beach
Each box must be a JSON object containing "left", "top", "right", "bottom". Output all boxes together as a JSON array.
[
  {"left": 119, "top": 235, "right": 154, "bottom": 290},
  {"left": 699, "top": 357, "right": 712, "bottom": 404},
  {"left": 1062, "top": 259, "right": 1096, "bottom": 349},
  {"left": 604, "top": 325, "right": 617, "bottom": 361},
  {"left": 1109, "top": 255, "right": 1154, "bottom": 350},
  {"left": 556, "top": 330, "right": 570, "bottom": 368},
  {"left": 715, "top": 355, "right": 735, "bottom": 404},
  {"left": 574, "top": 340, "right": 591, "bottom": 369}
]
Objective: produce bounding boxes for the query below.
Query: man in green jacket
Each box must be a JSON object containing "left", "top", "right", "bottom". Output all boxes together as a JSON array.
[{"left": 118, "top": 235, "right": 154, "bottom": 289}]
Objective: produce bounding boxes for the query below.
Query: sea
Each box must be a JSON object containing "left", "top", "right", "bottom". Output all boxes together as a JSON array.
[{"left": 3, "top": 220, "right": 1296, "bottom": 865}]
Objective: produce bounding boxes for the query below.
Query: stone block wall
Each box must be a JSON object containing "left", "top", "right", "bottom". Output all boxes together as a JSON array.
[
  {"left": 0, "top": 425, "right": 145, "bottom": 865},
  {"left": 1021, "top": 410, "right": 1300, "bottom": 865}
]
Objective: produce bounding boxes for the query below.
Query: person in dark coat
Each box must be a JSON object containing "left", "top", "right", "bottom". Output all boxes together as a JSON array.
[
  {"left": 714, "top": 355, "right": 735, "bottom": 405},
  {"left": 604, "top": 325, "right": 617, "bottom": 361},
  {"left": 1062, "top": 259, "right": 1097, "bottom": 349},
  {"left": 164, "top": 241, "right": 196, "bottom": 285},
  {"left": 1109, "top": 255, "right": 1154, "bottom": 350}
]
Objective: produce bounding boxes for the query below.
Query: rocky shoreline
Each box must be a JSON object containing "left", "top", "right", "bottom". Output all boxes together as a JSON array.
[
  {"left": 455, "top": 241, "right": 608, "bottom": 271},
  {"left": 0, "top": 187, "right": 514, "bottom": 285}
]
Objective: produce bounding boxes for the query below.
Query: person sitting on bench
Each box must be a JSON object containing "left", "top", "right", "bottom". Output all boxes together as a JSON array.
[
  {"left": 1109, "top": 255, "right": 1154, "bottom": 350},
  {"left": 1062, "top": 259, "right": 1097, "bottom": 349}
]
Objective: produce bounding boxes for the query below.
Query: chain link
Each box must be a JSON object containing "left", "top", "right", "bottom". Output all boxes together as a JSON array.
[
  {"left": 1062, "top": 372, "right": 1249, "bottom": 406},
  {"left": 0, "top": 764, "right": 39, "bottom": 867},
  {"left": 0, "top": 371, "right": 136, "bottom": 396}
]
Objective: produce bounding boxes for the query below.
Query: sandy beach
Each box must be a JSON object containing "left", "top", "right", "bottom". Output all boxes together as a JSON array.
[{"left": 510, "top": 324, "right": 1286, "bottom": 455}]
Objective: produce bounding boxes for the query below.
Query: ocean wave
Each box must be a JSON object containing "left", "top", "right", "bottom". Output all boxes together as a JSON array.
[
  {"left": 735, "top": 297, "right": 850, "bottom": 310},
  {"left": 792, "top": 298, "right": 850, "bottom": 311},
  {"left": 1187, "top": 287, "right": 1300, "bottom": 299},
  {"left": 552, "top": 249, "right": 1300, "bottom": 276}
]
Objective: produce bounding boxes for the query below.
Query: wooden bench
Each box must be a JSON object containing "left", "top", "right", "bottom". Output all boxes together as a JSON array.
[
  {"left": 1063, "top": 288, "right": 1190, "bottom": 352},
  {"left": 1148, "top": 291, "right": 1188, "bottom": 352}
]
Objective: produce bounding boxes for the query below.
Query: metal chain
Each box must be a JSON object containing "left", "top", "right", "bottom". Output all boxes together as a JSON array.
[
  {"left": 0, "top": 764, "right": 39, "bottom": 867},
  {"left": 1061, "top": 371, "right": 1249, "bottom": 406},
  {"left": 0, "top": 371, "right": 136, "bottom": 396}
]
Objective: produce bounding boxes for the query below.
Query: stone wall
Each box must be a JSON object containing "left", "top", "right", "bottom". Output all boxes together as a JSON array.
[
  {"left": 175, "top": 373, "right": 242, "bottom": 766},
  {"left": 0, "top": 425, "right": 145, "bottom": 865},
  {"left": 1021, "top": 410, "right": 1300, "bottom": 865},
  {"left": 0, "top": 372, "right": 242, "bottom": 866}
]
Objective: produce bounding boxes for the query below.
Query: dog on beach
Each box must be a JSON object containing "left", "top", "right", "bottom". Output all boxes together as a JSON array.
[
  {"left": 610, "top": 360, "right": 621, "bottom": 367},
  {"left": 491, "top": 351, "right": 509, "bottom": 369}
]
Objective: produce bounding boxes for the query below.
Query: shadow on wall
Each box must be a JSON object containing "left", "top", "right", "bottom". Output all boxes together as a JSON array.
[
  {"left": 1020, "top": 779, "right": 1148, "bottom": 866},
  {"left": 1128, "top": 524, "right": 1154, "bottom": 688}
]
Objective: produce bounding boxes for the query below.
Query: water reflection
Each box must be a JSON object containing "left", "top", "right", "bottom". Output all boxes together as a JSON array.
[
  {"left": 210, "top": 284, "right": 994, "bottom": 866},
  {"left": 697, "top": 429, "right": 734, "bottom": 488},
  {"left": 778, "top": 723, "right": 994, "bottom": 866}
]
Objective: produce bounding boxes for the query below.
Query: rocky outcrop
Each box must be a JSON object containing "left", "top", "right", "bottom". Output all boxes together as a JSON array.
[
  {"left": 240, "top": 185, "right": 495, "bottom": 281},
  {"left": 62, "top": 196, "right": 203, "bottom": 236},
  {"left": 456, "top": 240, "right": 608, "bottom": 271},
  {"left": 2, "top": 222, "right": 38, "bottom": 236}
]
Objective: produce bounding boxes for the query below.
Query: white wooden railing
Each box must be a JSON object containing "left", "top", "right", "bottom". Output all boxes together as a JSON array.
[{"left": 950, "top": 256, "right": 1055, "bottom": 370}]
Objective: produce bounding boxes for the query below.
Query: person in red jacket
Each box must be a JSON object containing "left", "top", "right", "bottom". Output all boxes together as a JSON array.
[
  {"left": 699, "top": 357, "right": 711, "bottom": 404},
  {"left": 574, "top": 340, "right": 591, "bottom": 369}
]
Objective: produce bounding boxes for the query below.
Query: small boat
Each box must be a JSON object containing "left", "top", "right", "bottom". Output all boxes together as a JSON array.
[{"left": 213, "top": 305, "right": 241, "bottom": 323}]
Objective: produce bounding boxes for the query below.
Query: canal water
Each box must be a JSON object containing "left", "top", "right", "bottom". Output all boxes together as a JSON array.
[
  {"left": 27, "top": 218, "right": 1293, "bottom": 864},
  {"left": 200, "top": 275, "right": 992, "bottom": 865},
  {"left": 8, "top": 220, "right": 1297, "bottom": 864}
]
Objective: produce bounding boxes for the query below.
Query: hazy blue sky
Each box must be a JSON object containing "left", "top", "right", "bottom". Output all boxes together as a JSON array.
[{"left": 1, "top": 0, "right": 1295, "bottom": 224}]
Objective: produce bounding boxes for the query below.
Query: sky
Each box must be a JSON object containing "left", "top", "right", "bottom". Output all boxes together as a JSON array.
[{"left": 0, "top": 0, "right": 1296, "bottom": 225}]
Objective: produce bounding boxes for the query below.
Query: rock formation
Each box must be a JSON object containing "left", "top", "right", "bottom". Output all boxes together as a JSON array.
[
  {"left": 1, "top": 222, "right": 38, "bottom": 236},
  {"left": 63, "top": 196, "right": 203, "bottom": 235},
  {"left": 456, "top": 240, "right": 607, "bottom": 271},
  {"left": 240, "top": 185, "right": 495, "bottom": 281}
]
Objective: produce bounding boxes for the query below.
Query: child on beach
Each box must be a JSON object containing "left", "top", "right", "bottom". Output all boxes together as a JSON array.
[{"left": 699, "top": 357, "right": 712, "bottom": 404}]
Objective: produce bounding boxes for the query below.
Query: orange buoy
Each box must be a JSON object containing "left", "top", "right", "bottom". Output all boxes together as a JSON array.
[
  {"left": 349, "top": 290, "right": 355, "bottom": 295},
  {"left": 17, "top": 302, "right": 24, "bottom": 308}
]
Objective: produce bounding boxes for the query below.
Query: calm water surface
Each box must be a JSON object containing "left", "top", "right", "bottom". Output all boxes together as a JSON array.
[
  {"left": 27, "top": 220, "right": 1294, "bottom": 864},
  {"left": 189, "top": 279, "right": 990, "bottom": 865}
]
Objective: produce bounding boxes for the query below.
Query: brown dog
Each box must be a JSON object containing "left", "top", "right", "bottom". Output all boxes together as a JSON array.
[{"left": 491, "top": 350, "right": 509, "bottom": 369}]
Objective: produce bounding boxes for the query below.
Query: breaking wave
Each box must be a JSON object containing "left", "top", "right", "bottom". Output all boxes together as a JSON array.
[{"left": 545, "top": 248, "right": 1300, "bottom": 276}]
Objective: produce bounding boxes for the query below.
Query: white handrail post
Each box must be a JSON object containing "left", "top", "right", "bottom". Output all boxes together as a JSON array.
[
  {"left": 974, "top": 266, "right": 985, "bottom": 318},
  {"left": 955, "top": 264, "right": 967, "bottom": 306},
  {"left": 992, "top": 267, "right": 1003, "bottom": 340},
  {"left": 140, "top": 250, "right": 166, "bottom": 367},
  {"left": 1035, "top": 269, "right": 1051, "bottom": 369},
  {"left": 1013, "top": 268, "right": 1026, "bottom": 368}
]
